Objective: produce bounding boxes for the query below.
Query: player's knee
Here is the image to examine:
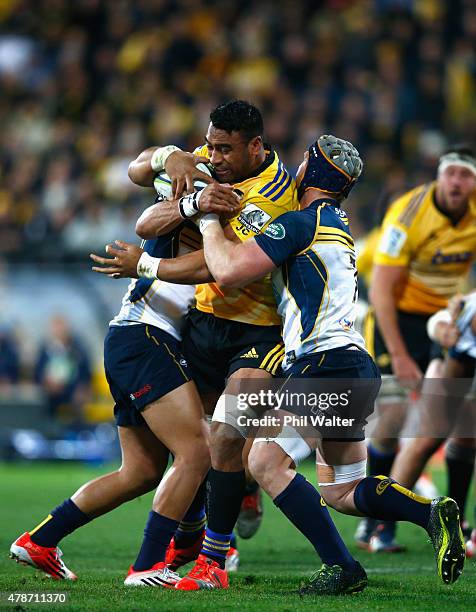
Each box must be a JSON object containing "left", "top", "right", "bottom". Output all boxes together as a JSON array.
[
  {"left": 172, "top": 437, "right": 210, "bottom": 476},
  {"left": 210, "top": 423, "right": 244, "bottom": 469},
  {"left": 320, "top": 482, "right": 358, "bottom": 514},
  {"left": 411, "top": 437, "right": 441, "bottom": 459},
  {"left": 119, "top": 463, "right": 162, "bottom": 493},
  {"left": 248, "top": 442, "right": 287, "bottom": 488}
]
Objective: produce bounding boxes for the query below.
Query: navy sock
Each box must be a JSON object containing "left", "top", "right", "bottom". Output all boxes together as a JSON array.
[
  {"left": 230, "top": 531, "right": 237, "bottom": 548},
  {"left": 274, "top": 473, "right": 357, "bottom": 570},
  {"left": 174, "top": 480, "right": 207, "bottom": 548},
  {"left": 30, "top": 499, "right": 91, "bottom": 547},
  {"left": 199, "top": 468, "right": 245, "bottom": 568},
  {"left": 446, "top": 442, "right": 475, "bottom": 522},
  {"left": 133, "top": 511, "right": 179, "bottom": 571},
  {"left": 206, "top": 468, "right": 246, "bottom": 534},
  {"left": 354, "top": 476, "right": 431, "bottom": 529},
  {"left": 368, "top": 443, "right": 396, "bottom": 476}
]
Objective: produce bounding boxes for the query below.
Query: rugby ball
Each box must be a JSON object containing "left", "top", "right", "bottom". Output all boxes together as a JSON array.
[{"left": 154, "top": 162, "right": 213, "bottom": 200}]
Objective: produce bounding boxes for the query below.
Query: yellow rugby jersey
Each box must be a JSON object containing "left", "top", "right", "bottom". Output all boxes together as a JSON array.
[
  {"left": 356, "top": 227, "right": 381, "bottom": 289},
  {"left": 373, "top": 181, "right": 476, "bottom": 315},
  {"left": 193, "top": 144, "right": 298, "bottom": 325}
]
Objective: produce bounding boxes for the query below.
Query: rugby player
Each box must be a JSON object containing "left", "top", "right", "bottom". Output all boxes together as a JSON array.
[
  {"left": 9, "top": 172, "right": 239, "bottom": 587},
  {"left": 391, "top": 291, "right": 476, "bottom": 551},
  {"left": 196, "top": 135, "right": 466, "bottom": 593},
  {"left": 359, "top": 145, "right": 476, "bottom": 550}
]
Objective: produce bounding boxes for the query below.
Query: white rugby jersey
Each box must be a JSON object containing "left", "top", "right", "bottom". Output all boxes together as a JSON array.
[
  {"left": 453, "top": 292, "right": 476, "bottom": 359},
  {"left": 255, "top": 199, "right": 366, "bottom": 370},
  {"left": 111, "top": 221, "right": 201, "bottom": 340}
]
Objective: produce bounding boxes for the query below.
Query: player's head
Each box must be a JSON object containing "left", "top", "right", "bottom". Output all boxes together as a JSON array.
[
  {"left": 296, "top": 135, "right": 363, "bottom": 202},
  {"left": 206, "top": 100, "right": 265, "bottom": 183},
  {"left": 436, "top": 144, "right": 476, "bottom": 215}
]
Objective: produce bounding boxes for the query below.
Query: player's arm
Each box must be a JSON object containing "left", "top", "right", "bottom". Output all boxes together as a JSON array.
[
  {"left": 369, "top": 263, "right": 411, "bottom": 359},
  {"left": 136, "top": 183, "right": 241, "bottom": 238},
  {"left": 90, "top": 241, "right": 213, "bottom": 284},
  {"left": 200, "top": 218, "right": 276, "bottom": 287},
  {"left": 426, "top": 308, "right": 460, "bottom": 348}
]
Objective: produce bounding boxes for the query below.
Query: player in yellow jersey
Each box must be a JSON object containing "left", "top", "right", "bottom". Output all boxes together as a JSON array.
[
  {"left": 357, "top": 145, "right": 476, "bottom": 551},
  {"left": 94, "top": 101, "right": 297, "bottom": 585}
]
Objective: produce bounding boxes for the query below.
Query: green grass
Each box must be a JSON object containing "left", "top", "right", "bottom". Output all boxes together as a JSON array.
[{"left": 0, "top": 461, "right": 474, "bottom": 611}]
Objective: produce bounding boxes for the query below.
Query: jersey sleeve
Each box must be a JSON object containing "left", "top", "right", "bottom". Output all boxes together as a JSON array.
[
  {"left": 373, "top": 193, "right": 415, "bottom": 267},
  {"left": 254, "top": 211, "right": 307, "bottom": 267},
  {"left": 193, "top": 144, "right": 209, "bottom": 158}
]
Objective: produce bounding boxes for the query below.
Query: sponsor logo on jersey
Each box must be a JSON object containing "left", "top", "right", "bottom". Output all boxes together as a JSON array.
[
  {"left": 376, "top": 477, "right": 392, "bottom": 495},
  {"left": 237, "top": 204, "right": 272, "bottom": 234},
  {"left": 179, "top": 358, "right": 188, "bottom": 367},
  {"left": 338, "top": 317, "right": 354, "bottom": 331},
  {"left": 431, "top": 249, "right": 472, "bottom": 265},
  {"left": 264, "top": 222, "right": 286, "bottom": 239},
  {"left": 379, "top": 224, "right": 407, "bottom": 257},
  {"left": 130, "top": 384, "right": 152, "bottom": 400}
]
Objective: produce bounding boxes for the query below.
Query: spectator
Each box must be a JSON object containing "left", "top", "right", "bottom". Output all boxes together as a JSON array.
[{"left": 34, "top": 315, "right": 92, "bottom": 423}]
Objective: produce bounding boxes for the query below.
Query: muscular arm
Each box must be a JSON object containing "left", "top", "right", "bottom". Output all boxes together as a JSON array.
[
  {"left": 201, "top": 220, "right": 275, "bottom": 288},
  {"left": 128, "top": 147, "right": 158, "bottom": 187},
  {"left": 158, "top": 249, "right": 213, "bottom": 284},
  {"left": 369, "top": 264, "right": 422, "bottom": 381},
  {"left": 135, "top": 199, "right": 184, "bottom": 238}
]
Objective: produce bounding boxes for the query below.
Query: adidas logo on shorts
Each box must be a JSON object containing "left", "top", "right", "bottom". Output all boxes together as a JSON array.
[{"left": 240, "top": 347, "right": 259, "bottom": 359}]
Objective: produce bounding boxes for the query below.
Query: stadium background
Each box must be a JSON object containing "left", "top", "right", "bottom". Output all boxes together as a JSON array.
[{"left": 1, "top": 0, "right": 475, "bottom": 608}]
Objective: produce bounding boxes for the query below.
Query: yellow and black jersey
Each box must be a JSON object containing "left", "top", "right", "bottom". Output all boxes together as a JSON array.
[
  {"left": 356, "top": 227, "right": 381, "bottom": 290},
  {"left": 374, "top": 181, "right": 476, "bottom": 315},
  {"left": 193, "top": 144, "right": 298, "bottom": 325}
]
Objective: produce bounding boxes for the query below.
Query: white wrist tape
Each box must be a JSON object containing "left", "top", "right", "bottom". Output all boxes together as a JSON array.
[
  {"left": 426, "top": 309, "right": 452, "bottom": 341},
  {"left": 199, "top": 213, "right": 219, "bottom": 234},
  {"left": 178, "top": 190, "right": 203, "bottom": 218},
  {"left": 137, "top": 252, "right": 161, "bottom": 279},
  {"left": 151, "top": 145, "right": 180, "bottom": 172}
]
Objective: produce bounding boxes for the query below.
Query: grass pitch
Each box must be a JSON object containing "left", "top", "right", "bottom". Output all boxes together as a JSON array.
[{"left": 0, "top": 461, "right": 475, "bottom": 611}]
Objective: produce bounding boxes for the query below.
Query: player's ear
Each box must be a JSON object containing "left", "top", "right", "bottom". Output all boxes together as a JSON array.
[{"left": 248, "top": 136, "right": 262, "bottom": 155}]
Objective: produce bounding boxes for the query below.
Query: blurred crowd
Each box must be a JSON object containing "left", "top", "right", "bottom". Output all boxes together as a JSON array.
[{"left": 0, "top": 0, "right": 475, "bottom": 260}]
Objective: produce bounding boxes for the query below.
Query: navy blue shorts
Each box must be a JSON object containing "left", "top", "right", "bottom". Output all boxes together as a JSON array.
[
  {"left": 104, "top": 324, "right": 191, "bottom": 427},
  {"left": 284, "top": 346, "right": 381, "bottom": 440}
]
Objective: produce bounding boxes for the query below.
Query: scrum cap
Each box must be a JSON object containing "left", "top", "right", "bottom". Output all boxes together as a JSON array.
[{"left": 298, "top": 134, "right": 363, "bottom": 200}]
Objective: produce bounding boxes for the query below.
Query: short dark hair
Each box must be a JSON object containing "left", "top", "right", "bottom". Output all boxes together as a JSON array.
[
  {"left": 445, "top": 143, "right": 475, "bottom": 158},
  {"left": 210, "top": 100, "right": 263, "bottom": 141}
]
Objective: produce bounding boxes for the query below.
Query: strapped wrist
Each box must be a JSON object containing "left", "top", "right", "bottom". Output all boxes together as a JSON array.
[
  {"left": 137, "top": 252, "right": 161, "bottom": 279},
  {"left": 199, "top": 213, "right": 219, "bottom": 234},
  {"left": 178, "top": 190, "right": 203, "bottom": 218},
  {"left": 151, "top": 145, "right": 181, "bottom": 172}
]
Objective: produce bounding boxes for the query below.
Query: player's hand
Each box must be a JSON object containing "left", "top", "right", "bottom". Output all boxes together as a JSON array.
[
  {"left": 165, "top": 151, "right": 215, "bottom": 197},
  {"left": 198, "top": 183, "right": 241, "bottom": 215},
  {"left": 433, "top": 321, "right": 460, "bottom": 348},
  {"left": 391, "top": 353, "right": 423, "bottom": 389},
  {"left": 90, "top": 241, "right": 143, "bottom": 278},
  {"left": 448, "top": 293, "right": 465, "bottom": 321}
]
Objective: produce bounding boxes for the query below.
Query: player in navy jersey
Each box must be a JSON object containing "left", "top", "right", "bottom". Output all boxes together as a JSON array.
[
  {"left": 195, "top": 135, "right": 466, "bottom": 593},
  {"left": 8, "top": 187, "right": 230, "bottom": 586}
]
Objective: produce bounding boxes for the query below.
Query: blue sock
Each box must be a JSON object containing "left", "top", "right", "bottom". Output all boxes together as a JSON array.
[
  {"left": 274, "top": 473, "right": 357, "bottom": 570},
  {"left": 30, "top": 499, "right": 91, "bottom": 547},
  {"left": 202, "top": 528, "right": 231, "bottom": 568},
  {"left": 354, "top": 476, "right": 431, "bottom": 528},
  {"left": 368, "top": 443, "right": 396, "bottom": 476},
  {"left": 174, "top": 480, "right": 207, "bottom": 547},
  {"left": 230, "top": 531, "right": 237, "bottom": 548},
  {"left": 133, "top": 511, "right": 179, "bottom": 571}
]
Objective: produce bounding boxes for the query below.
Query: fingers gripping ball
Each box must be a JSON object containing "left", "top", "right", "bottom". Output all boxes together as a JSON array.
[
  {"left": 298, "top": 135, "right": 363, "bottom": 200},
  {"left": 153, "top": 163, "right": 214, "bottom": 200}
]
